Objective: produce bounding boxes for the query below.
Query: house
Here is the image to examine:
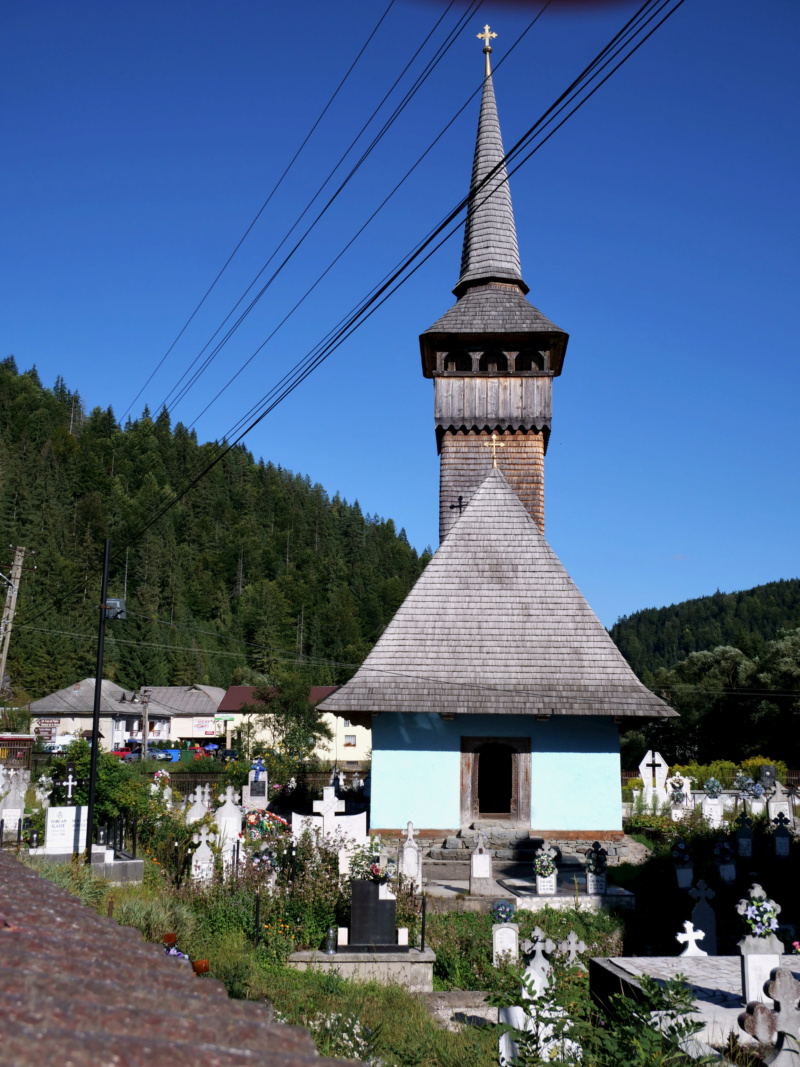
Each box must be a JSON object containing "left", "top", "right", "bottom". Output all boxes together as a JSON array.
[
  {"left": 217, "top": 685, "right": 371, "bottom": 767},
  {"left": 30, "top": 680, "right": 226, "bottom": 750},
  {"left": 318, "top": 40, "right": 676, "bottom": 834}
]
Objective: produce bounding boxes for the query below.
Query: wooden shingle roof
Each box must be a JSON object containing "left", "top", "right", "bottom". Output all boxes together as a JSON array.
[
  {"left": 455, "top": 69, "right": 525, "bottom": 297},
  {"left": 319, "top": 470, "right": 676, "bottom": 720}
]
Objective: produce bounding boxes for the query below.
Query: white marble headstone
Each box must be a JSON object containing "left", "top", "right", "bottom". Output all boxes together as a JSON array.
[
  {"left": 639, "top": 750, "right": 669, "bottom": 806},
  {"left": 44, "top": 805, "right": 89, "bottom": 853},
  {"left": 493, "top": 922, "right": 520, "bottom": 967}
]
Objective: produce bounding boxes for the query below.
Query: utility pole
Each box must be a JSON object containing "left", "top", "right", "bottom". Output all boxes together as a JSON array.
[
  {"left": 85, "top": 540, "right": 110, "bottom": 864},
  {"left": 141, "top": 688, "right": 151, "bottom": 763},
  {"left": 0, "top": 546, "right": 26, "bottom": 692}
]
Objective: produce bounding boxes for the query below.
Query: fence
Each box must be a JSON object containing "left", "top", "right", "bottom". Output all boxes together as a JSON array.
[{"left": 0, "top": 738, "right": 34, "bottom": 770}]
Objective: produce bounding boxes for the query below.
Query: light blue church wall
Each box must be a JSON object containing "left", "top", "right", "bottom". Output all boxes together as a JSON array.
[{"left": 370, "top": 714, "right": 621, "bottom": 832}]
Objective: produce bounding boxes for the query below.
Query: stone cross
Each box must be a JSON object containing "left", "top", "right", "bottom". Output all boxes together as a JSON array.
[
  {"left": 400, "top": 821, "right": 422, "bottom": 892},
  {"left": 201, "top": 783, "right": 211, "bottom": 807},
  {"left": 739, "top": 968, "right": 800, "bottom": 1065},
  {"left": 520, "top": 928, "right": 555, "bottom": 1000},
  {"left": 313, "top": 786, "right": 345, "bottom": 837},
  {"left": 690, "top": 880, "right": 717, "bottom": 955},
  {"left": 557, "top": 930, "right": 587, "bottom": 967},
  {"left": 676, "top": 921, "right": 707, "bottom": 957},
  {"left": 736, "top": 808, "right": 754, "bottom": 857},
  {"left": 186, "top": 785, "right": 208, "bottom": 825},
  {"left": 773, "top": 812, "right": 792, "bottom": 858},
  {"left": 638, "top": 750, "right": 668, "bottom": 805},
  {"left": 191, "top": 825, "right": 214, "bottom": 884}
]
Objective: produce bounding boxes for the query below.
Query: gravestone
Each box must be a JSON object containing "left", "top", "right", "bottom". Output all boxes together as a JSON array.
[
  {"left": 701, "top": 795, "right": 724, "bottom": 829},
  {"left": 34, "top": 771, "right": 53, "bottom": 809},
  {"left": 242, "top": 762, "right": 269, "bottom": 811},
  {"left": 638, "top": 750, "right": 669, "bottom": 807},
  {"left": 520, "top": 929, "right": 556, "bottom": 999},
  {"left": 352, "top": 773, "right": 363, "bottom": 791},
  {"left": 768, "top": 782, "right": 793, "bottom": 824},
  {"left": 44, "top": 805, "right": 89, "bottom": 854},
  {"left": 738, "top": 885, "right": 783, "bottom": 1007},
  {"left": 349, "top": 880, "right": 402, "bottom": 952},
  {"left": 0, "top": 768, "right": 28, "bottom": 840},
  {"left": 735, "top": 809, "right": 754, "bottom": 858},
  {"left": 773, "top": 812, "right": 791, "bottom": 858},
  {"left": 667, "top": 774, "right": 693, "bottom": 820},
  {"left": 689, "top": 881, "right": 717, "bottom": 956},
  {"left": 739, "top": 968, "right": 800, "bottom": 1066},
  {"left": 558, "top": 930, "right": 587, "bottom": 968},
  {"left": 759, "top": 765, "right": 777, "bottom": 793},
  {"left": 215, "top": 785, "right": 242, "bottom": 868},
  {"left": 398, "top": 821, "right": 422, "bottom": 893},
  {"left": 337, "top": 769, "right": 346, "bottom": 792},
  {"left": 191, "top": 825, "right": 214, "bottom": 884},
  {"left": 493, "top": 922, "right": 520, "bottom": 967},
  {"left": 313, "top": 786, "right": 345, "bottom": 837},
  {"left": 292, "top": 808, "right": 367, "bottom": 843},
  {"left": 535, "top": 845, "right": 558, "bottom": 895},
  {"left": 469, "top": 831, "right": 494, "bottom": 896},
  {"left": 676, "top": 921, "right": 707, "bottom": 957},
  {"left": 185, "top": 785, "right": 208, "bottom": 825}
]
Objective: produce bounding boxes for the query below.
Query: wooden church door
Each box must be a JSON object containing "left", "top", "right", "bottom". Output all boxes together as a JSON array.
[{"left": 460, "top": 737, "right": 531, "bottom": 825}]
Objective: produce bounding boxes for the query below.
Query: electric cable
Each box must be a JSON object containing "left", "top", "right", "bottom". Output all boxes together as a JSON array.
[
  {"left": 18, "top": 0, "right": 686, "bottom": 630},
  {"left": 121, "top": 0, "right": 398, "bottom": 421},
  {"left": 153, "top": 0, "right": 479, "bottom": 418}
]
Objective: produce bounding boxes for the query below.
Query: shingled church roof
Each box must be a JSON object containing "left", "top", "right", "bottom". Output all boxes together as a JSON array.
[
  {"left": 319, "top": 470, "right": 676, "bottom": 720},
  {"left": 454, "top": 67, "right": 525, "bottom": 297}
]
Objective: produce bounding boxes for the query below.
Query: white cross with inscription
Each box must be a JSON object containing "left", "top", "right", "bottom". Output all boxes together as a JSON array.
[
  {"left": 520, "top": 927, "right": 555, "bottom": 999},
  {"left": 676, "top": 920, "right": 707, "bottom": 957},
  {"left": 313, "top": 786, "right": 345, "bottom": 837},
  {"left": 404, "top": 821, "right": 419, "bottom": 845}
]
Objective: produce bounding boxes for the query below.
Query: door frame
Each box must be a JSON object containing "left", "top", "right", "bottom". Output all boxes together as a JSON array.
[{"left": 460, "top": 736, "right": 531, "bottom": 826}]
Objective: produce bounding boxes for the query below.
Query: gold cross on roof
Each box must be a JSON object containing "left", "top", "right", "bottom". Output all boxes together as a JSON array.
[
  {"left": 477, "top": 24, "right": 497, "bottom": 49},
  {"left": 477, "top": 24, "right": 497, "bottom": 77},
  {"left": 483, "top": 432, "right": 505, "bottom": 468}
]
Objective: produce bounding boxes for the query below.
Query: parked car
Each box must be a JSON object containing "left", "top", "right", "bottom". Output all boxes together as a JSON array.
[
  {"left": 155, "top": 750, "right": 173, "bottom": 761},
  {"left": 122, "top": 751, "right": 141, "bottom": 763},
  {"left": 111, "top": 747, "right": 132, "bottom": 759}
]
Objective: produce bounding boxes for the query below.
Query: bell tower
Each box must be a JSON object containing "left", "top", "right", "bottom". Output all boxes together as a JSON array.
[{"left": 419, "top": 29, "right": 568, "bottom": 542}]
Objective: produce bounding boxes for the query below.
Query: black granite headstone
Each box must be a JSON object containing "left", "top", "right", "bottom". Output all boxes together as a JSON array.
[
  {"left": 250, "top": 780, "right": 266, "bottom": 799},
  {"left": 348, "top": 880, "right": 406, "bottom": 953}
]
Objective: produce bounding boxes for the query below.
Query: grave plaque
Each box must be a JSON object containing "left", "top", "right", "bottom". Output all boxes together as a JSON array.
[
  {"left": 492, "top": 922, "right": 520, "bottom": 967},
  {"left": 250, "top": 780, "right": 267, "bottom": 799},
  {"left": 44, "top": 805, "right": 89, "bottom": 853},
  {"left": 349, "top": 880, "right": 405, "bottom": 952},
  {"left": 536, "top": 873, "right": 557, "bottom": 895}
]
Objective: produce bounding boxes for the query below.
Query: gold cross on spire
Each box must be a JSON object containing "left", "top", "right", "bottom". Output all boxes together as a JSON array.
[
  {"left": 477, "top": 24, "right": 497, "bottom": 77},
  {"left": 483, "top": 432, "right": 505, "bottom": 468}
]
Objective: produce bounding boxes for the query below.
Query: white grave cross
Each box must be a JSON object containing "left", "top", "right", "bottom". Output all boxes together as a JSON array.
[
  {"left": 676, "top": 920, "right": 707, "bottom": 957},
  {"left": 557, "top": 930, "right": 587, "bottom": 967},
  {"left": 313, "top": 786, "right": 345, "bottom": 837},
  {"left": 520, "top": 928, "right": 556, "bottom": 999}
]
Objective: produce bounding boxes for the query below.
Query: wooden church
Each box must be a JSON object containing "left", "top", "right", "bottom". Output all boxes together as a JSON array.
[{"left": 319, "top": 34, "right": 675, "bottom": 835}]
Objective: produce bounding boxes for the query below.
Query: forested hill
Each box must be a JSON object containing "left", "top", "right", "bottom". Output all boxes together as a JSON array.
[
  {"left": 609, "top": 579, "right": 800, "bottom": 684},
  {"left": 0, "top": 358, "right": 431, "bottom": 697}
]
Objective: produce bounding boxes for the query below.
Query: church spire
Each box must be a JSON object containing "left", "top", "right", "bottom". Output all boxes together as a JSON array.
[{"left": 454, "top": 28, "right": 527, "bottom": 298}]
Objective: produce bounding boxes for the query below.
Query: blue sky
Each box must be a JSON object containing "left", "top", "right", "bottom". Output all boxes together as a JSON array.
[{"left": 3, "top": 0, "right": 798, "bottom": 627}]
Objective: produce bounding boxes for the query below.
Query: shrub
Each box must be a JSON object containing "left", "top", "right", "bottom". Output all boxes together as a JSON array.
[
  {"left": 740, "top": 755, "right": 788, "bottom": 785},
  {"left": 115, "top": 896, "right": 197, "bottom": 947},
  {"left": 25, "top": 857, "right": 110, "bottom": 909}
]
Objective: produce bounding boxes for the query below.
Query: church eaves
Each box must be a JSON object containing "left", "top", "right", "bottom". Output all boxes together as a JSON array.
[{"left": 318, "top": 470, "right": 677, "bottom": 720}]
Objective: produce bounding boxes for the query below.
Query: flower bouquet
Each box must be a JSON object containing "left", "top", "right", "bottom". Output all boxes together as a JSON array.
[
  {"left": 533, "top": 846, "right": 557, "bottom": 895},
  {"left": 370, "top": 862, "right": 388, "bottom": 885},
  {"left": 737, "top": 883, "right": 783, "bottom": 1004},
  {"left": 585, "top": 849, "right": 607, "bottom": 875},
  {"left": 493, "top": 899, "right": 515, "bottom": 924},
  {"left": 713, "top": 839, "right": 734, "bottom": 865},
  {"left": 734, "top": 772, "right": 754, "bottom": 795},
  {"left": 703, "top": 777, "right": 723, "bottom": 799}
]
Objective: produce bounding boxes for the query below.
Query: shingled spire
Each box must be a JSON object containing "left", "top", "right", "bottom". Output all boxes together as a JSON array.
[{"left": 454, "top": 60, "right": 527, "bottom": 297}]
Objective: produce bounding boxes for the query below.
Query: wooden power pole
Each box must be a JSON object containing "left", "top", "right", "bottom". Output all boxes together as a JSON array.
[{"left": 0, "top": 546, "right": 26, "bottom": 691}]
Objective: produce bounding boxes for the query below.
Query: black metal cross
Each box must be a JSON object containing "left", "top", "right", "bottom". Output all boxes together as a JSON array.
[
  {"left": 645, "top": 754, "right": 662, "bottom": 784},
  {"left": 53, "top": 762, "right": 88, "bottom": 805},
  {"left": 449, "top": 495, "right": 463, "bottom": 515}
]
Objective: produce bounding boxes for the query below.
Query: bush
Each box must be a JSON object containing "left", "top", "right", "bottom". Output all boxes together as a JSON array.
[
  {"left": 115, "top": 896, "right": 197, "bottom": 947},
  {"left": 740, "top": 755, "right": 788, "bottom": 785}
]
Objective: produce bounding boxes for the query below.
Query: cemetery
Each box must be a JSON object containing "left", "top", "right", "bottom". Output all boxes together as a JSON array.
[{"left": 1, "top": 729, "right": 798, "bottom": 1065}]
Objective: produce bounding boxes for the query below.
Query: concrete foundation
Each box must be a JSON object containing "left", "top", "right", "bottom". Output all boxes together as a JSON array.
[
  {"left": 288, "top": 948, "right": 436, "bottom": 992},
  {"left": 28, "top": 848, "right": 144, "bottom": 884}
]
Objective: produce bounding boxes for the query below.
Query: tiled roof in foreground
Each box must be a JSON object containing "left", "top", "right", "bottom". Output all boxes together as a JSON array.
[
  {"left": 319, "top": 470, "right": 676, "bottom": 720},
  {"left": 0, "top": 852, "right": 355, "bottom": 1067}
]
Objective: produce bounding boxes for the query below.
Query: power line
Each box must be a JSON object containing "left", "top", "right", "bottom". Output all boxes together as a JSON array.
[
  {"left": 17, "top": 0, "right": 686, "bottom": 630},
  {"left": 152, "top": 0, "right": 480, "bottom": 418},
  {"left": 133, "top": 0, "right": 676, "bottom": 522},
  {"left": 121, "top": 0, "right": 398, "bottom": 421}
]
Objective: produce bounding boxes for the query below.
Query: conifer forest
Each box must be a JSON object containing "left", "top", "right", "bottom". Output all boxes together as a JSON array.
[{"left": 0, "top": 359, "right": 431, "bottom": 697}]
